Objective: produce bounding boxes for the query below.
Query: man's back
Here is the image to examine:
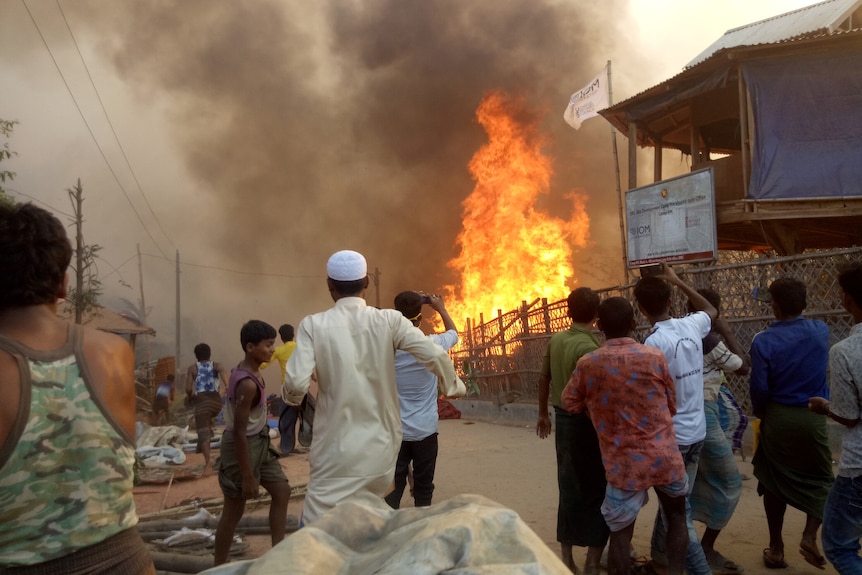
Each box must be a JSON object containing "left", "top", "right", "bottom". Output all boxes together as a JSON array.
[
  {"left": 564, "top": 338, "right": 682, "bottom": 490},
  {"left": 544, "top": 324, "right": 599, "bottom": 408},
  {"left": 644, "top": 312, "right": 711, "bottom": 445},
  {"left": 0, "top": 323, "right": 145, "bottom": 569},
  {"left": 750, "top": 316, "right": 829, "bottom": 411},
  {"left": 829, "top": 326, "right": 862, "bottom": 477},
  {"left": 284, "top": 295, "right": 459, "bottom": 523},
  {"left": 267, "top": 341, "right": 296, "bottom": 384},
  {"left": 395, "top": 329, "right": 458, "bottom": 442}
]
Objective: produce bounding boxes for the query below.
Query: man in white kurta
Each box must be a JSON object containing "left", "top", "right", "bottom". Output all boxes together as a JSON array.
[{"left": 283, "top": 250, "right": 464, "bottom": 524}]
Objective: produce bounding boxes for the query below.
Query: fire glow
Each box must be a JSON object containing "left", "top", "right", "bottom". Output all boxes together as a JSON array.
[{"left": 444, "top": 91, "right": 590, "bottom": 328}]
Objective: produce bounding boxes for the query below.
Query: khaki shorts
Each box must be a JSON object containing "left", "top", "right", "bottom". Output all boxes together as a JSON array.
[{"left": 218, "top": 428, "right": 288, "bottom": 499}]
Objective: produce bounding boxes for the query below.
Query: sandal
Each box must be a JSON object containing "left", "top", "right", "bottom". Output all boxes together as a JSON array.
[
  {"left": 799, "top": 546, "right": 827, "bottom": 570},
  {"left": 706, "top": 549, "right": 743, "bottom": 574},
  {"left": 631, "top": 561, "right": 663, "bottom": 575},
  {"left": 763, "top": 548, "right": 788, "bottom": 569}
]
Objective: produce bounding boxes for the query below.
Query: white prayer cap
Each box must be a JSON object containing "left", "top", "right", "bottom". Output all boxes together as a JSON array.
[{"left": 326, "top": 250, "right": 367, "bottom": 281}]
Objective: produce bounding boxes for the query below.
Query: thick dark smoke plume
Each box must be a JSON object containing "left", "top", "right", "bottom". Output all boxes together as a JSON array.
[{"left": 75, "top": 0, "right": 634, "bottom": 365}]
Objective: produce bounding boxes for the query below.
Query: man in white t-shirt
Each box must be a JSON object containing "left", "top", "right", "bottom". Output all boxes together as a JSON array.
[
  {"left": 634, "top": 263, "right": 717, "bottom": 575},
  {"left": 385, "top": 292, "right": 458, "bottom": 509}
]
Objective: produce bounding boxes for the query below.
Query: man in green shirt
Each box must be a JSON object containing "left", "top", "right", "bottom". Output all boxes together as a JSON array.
[{"left": 537, "top": 287, "right": 609, "bottom": 574}]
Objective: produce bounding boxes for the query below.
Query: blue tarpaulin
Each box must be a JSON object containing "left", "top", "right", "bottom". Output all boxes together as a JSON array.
[{"left": 742, "top": 46, "right": 862, "bottom": 200}]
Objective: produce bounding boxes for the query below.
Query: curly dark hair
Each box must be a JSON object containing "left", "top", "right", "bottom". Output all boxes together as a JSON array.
[
  {"left": 633, "top": 277, "right": 671, "bottom": 316},
  {"left": 567, "top": 287, "right": 600, "bottom": 323},
  {"left": 278, "top": 324, "right": 295, "bottom": 342},
  {"left": 769, "top": 277, "right": 807, "bottom": 317},
  {"left": 598, "top": 297, "right": 634, "bottom": 339},
  {"left": 241, "top": 320, "right": 276, "bottom": 349},
  {"left": 838, "top": 263, "right": 862, "bottom": 309},
  {"left": 0, "top": 203, "right": 72, "bottom": 311},
  {"left": 193, "top": 343, "right": 212, "bottom": 361}
]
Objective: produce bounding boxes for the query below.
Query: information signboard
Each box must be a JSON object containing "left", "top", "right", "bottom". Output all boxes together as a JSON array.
[{"left": 626, "top": 167, "right": 717, "bottom": 268}]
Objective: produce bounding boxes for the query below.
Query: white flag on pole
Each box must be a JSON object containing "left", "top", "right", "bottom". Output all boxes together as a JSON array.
[{"left": 563, "top": 64, "right": 610, "bottom": 130}]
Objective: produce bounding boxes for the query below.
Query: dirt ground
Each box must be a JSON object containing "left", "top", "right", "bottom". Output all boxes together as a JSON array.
[{"left": 135, "top": 418, "right": 839, "bottom": 574}]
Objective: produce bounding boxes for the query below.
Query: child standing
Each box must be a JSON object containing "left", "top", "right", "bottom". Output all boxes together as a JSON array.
[
  {"left": 151, "top": 374, "right": 175, "bottom": 426},
  {"left": 213, "top": 320, "right": 291, "bottom": 566}
]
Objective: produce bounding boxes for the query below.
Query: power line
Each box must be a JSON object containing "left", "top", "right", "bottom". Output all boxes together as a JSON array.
[
  {"left": 55, "top": 0, "right": 177, "bottom": 253},
  {"left": 141, "top": 252, "right": 323, "bottom": 279},
  {"left": 5, "top": 187, "right": 74, "bottom": 218},
  {"left": 20, "top": 0, "right": 168, "bottom": 259},
  {"left": 98, "top": 252, "right": 137, "bottom": 283}
]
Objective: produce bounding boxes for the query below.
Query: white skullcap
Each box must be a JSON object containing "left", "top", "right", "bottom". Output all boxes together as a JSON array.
[{"left": 326, "top": 250, "right": 367, "bottom": 281}]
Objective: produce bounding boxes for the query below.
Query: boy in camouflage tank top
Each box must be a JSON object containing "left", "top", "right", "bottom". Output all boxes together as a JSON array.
[{"left": 0, "top": 203, "right": 154, "bottom": 574}]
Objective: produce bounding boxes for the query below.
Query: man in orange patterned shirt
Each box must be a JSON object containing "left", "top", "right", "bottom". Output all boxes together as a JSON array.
[{"left": 563, "top": 297, "right": 688, "bottom": 575}]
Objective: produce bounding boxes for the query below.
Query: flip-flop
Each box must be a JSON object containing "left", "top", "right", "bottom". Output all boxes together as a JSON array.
[
  {"left": 799, "top": 546, "right": 827, "bottom": 570},
  {"left": 763, "top": 548, "right": 788, "bottom": 569},
  {"left": 706, "top": 549, "right": 744, "bottom": 574},
  {"left": 631, "top": 561, "right": 663, "bottom": 575}
]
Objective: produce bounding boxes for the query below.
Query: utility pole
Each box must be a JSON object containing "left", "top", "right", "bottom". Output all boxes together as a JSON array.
[
  {"left": 175, "top": 250, "right": 181, "bottom": 381},
  {"left": 608, "top": 60, "right": 634, "bottom": 286},
  {"left": 69, "top": 179, "right": 85, "bottom": 324},
  {"left": 369, "top": 266, "right": 381, "bottom": 308},
  {"left": 137, "top": 243, "right": 152, "bottom": 389}
]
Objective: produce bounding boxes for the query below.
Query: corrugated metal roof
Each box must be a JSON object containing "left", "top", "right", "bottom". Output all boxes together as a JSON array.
[{"left": 686, "top": 0, "right": 862, "bottom": 67}]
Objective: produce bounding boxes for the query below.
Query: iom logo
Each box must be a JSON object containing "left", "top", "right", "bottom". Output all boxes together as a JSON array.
[{"left": 629, "top": 224, "right": 651, "bottom": 238}]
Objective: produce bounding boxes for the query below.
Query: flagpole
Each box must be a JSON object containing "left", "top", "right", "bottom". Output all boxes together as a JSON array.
[{"left": 607, "top": 60, "right": 632, "bottom": 285}]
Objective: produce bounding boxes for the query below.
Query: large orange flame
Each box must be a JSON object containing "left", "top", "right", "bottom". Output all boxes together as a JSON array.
[{"left": 444, "top": 91, "right": 590, "bottom": 329}]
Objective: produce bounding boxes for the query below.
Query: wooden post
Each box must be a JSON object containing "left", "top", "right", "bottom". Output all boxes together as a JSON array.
[
  {"left": 497, "top": 309, "right": 506, "bottom": 358},
  {"left": 137, "top": 243, "right": 152, "bottom": 392},
  {"left": 175, "top": 250, "right": 181, "bottom": 381},
  {"left": 609, "top": 60, "right": 632, "bottom": 284},
  {"left": 520, "top": 300, "right": 529, "bottom": 337},
  {"left": 497, "top": 309, "right": 510, "bottom": 393},
  {"left": 542, "top": 298, "right": 551, "bottom": 333},
  {"left": 628, "top": 122, "right": 638, "bottom": 190},
  {"left": 68, "top": 180, "right": 84, "bottom": 325},
  {"left": 479, "top": 312, "right": 486, "bottom": 352},
  {"left": 690, "top": 120, "right": 700, "bottom": 168},
  {"left": 653, "top": 136, "right": 662, "bottom": 183},
  {"left": 738, "top": 71, "right": 750, "bottom": 197}
]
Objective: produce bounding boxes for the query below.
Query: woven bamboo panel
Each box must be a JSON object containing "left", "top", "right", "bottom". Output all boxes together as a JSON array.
[{"left": 451, "top": 247, "right": 862, "bottom": 414}]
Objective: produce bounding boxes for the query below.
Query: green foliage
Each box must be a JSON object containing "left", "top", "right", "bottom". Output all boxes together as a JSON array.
[
  {"left": 66, "top": 243, "right": 104, "bottom": 321},
  {"left": 0, "top": 119, "right": 18, "bottom": 196}
]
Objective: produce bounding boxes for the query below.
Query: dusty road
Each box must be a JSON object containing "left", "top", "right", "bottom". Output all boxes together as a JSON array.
[{"left": 136, "top": 417, "right": 837, "bottom": 574}]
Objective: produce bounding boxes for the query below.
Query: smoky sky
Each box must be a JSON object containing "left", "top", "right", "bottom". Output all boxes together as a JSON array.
[{"left": 79, "top": 0, "right": 631, "bottom": 310}]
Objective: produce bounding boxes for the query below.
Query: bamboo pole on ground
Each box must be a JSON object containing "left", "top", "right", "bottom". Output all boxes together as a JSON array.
[{"left": 138, "top": 483, "right": 307, "bottom": 522}]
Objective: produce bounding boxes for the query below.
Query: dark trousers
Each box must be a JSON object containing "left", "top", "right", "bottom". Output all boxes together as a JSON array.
[
  {"left": 278, "top": 405, "right": 299, "bottom": 455},
  {"left": 385, "top": 433, "right": 439, "bottom": 509}
]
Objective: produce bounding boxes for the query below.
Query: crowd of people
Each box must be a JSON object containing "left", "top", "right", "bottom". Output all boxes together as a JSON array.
[
  {"left": 539, "top": 263, "right": 862, "bottom": 575},
  {"left": 2, "top": 201, "right": 862, "bottom": 574}
]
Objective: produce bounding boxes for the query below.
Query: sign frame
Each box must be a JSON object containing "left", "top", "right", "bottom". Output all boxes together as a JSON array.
[{"left": 625, "top": 167, "right": 718, "bottom": 269}]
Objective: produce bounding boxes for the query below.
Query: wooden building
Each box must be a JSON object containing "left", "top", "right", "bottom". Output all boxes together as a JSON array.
[
  {"left": 600, "top": 0, "right": 862, "bottom": 255},
  {"left": 57, "top": 301, "right": 156, "bottom": 349}
]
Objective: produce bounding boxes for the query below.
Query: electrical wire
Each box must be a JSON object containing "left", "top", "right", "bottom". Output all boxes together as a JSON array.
[
  {"left": 5, "top": 188, "right": 75, "bottom": 218},
  {"left": 141, "top": 252, "right": 323, "bottom": 279},
  {"left": 55, "top": 0, "right": 177, "bottom": 253},
  {"left": 20, "top": 0, "right": 169, "bottom": 258}
]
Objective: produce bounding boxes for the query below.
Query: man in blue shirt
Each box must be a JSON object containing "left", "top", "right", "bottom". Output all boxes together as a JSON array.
[
  {"left": 750, "top": 277, "right": 833, "bottom": 570},
  {"left": 385, "top": 292, "right": 458, "bottom": 509}
]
